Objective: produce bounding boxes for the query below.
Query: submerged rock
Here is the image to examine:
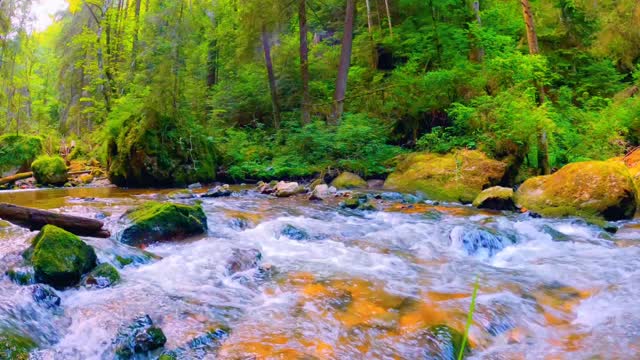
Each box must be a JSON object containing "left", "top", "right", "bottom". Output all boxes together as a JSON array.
[
  {"left": 331, "top": 172, "right": 367, "bottom": 189},
  {"left": 340, "top": 193, "right": 377, "bottom": 211},
  {"left": 274, "top": 181, "right": 305, "bottom": 197},
  {"left": 424, "top": 325, "right": 469, "bottom": 360},
  {"left": 5, "top": 267, "right": 35, "bottom": 285},
  {"left": 31, "top": 284, "right": 61, "bottom": 309},
  {"left": 225, "top": 248, "right": 262, "bottom": 274},
  {"left": 472, "top": 186, "right": 516, "bottom": 211},
  {"left": 82, "top": 263, "right": 121, "bottom": 289},
  {"left": 280, "top": 224, "right": 309, "bottom": 240},
  {"left": 31, "top": 155, "right": 68, "bottom": 186},
  {"left": 159, "top": 325, "right": 230, "bottom": 359},
  {"left": 29, "top": 225, "right": 97, "bottom": 289},
  {"left": 450, "top": 226, "right": 515, "bottom": 257},
  {"left": 0, "top": 329, "right": 36, "bottom": 360},
  {"left": 202, "top": 185, "right": 232, "bottom": 198},
  {"left": 117, "top": 202, "right": 208, "bottom": 246},
  {"left": 113, "top": 314, "right": 167, "bottom": 359},
  {"left": 384, "top": 150, "right": 507, "bottom": 203},
  {"left": 515, "top": 160, "right": 637, "bottom": 221},
  {"left": 166, "top": 189, "right": 195, "bottom": 200}
]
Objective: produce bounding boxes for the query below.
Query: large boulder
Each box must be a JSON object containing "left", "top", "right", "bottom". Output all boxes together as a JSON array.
[
  {"left": 0, "top": 134, "right": 43, "bottom": 176},
  {"left": 274, "top": 181, "right": 305, "bottom": 197},
  {"left": 472, "top": 186, "right": 516, "bottom": 211},
  {"left": 384, "top": 150, "right": 507, "bottom": 203},
  {"left": 31, "top": 155, "right": 68, "bottom": 186},
  {"left": 117, "top": 202, "right": 208, "bottom": 246},
  {"left": 28, "top": 225, "right": 97, "bottom": 289},
  {"left": 331, "top": 172, "right": 367, "bottom": 189},
  {"left": 515, "top": 161, "right": 637, "bottom": 221}
]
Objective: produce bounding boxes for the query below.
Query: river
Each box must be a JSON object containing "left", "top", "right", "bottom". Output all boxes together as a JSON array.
[{"left": 1, "top": 187, "right": 639, "bottom": 359}]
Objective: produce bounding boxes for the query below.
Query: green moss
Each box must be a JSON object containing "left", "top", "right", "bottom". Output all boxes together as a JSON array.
[
  {"left": 331, "top": 172, "right": 367, "bottom": 189},
  {"left": 5, "top": 268, "right": 35, "bottom": 285},
  {"left": 515, "top": 161, "right": 637, "bottom": 221},
  {"left": 84, "top": 263, "right": 120, "bottom": 288},
  {"left": 116, "top": 255, "right": 134, "bottom": 267},
  {"left": 118, "top": 202, "right": 208, "bottom": 246},
  {"left": 0, "top": 134, "right": 43, "bottom": 175},
  {"left": 384, "top": 150, "right": 507, "bottom": 204},
  {"left": 31, "top": 155, "right": 68, "bottom": 186},
  {"left": 0, "top": 329, "right": 36, "bottom": 360},
  {"left": 341, "top": 197, "right": 361, "bottom": 209},
  {"left": 30, "top": 225, "right": 97, "bottom": 289},
  {"left": 472, "top": 186, "right": 516, "bottom": 210}
]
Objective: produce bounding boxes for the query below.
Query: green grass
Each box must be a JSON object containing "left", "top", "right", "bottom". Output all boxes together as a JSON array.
[{"left": 458, "top": 275, "right": 479, "bottom": 360}]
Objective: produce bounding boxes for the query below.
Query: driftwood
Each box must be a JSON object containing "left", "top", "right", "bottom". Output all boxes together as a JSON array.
[
  {"left": 0, "top": 203, "right": 110, "bottom": 238},
  {"left": 0, "top": 172, "right": 33, "bottom": 185}
]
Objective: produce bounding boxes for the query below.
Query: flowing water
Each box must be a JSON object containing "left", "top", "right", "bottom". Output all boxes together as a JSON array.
[{"left": 1, "top": 187, "right": 640, "bottom": 359}]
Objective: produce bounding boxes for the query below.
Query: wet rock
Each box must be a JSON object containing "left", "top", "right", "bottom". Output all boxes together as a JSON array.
[
  {"left": 424, "top": 325, "right": 469, "bottom": 360},
  {"left": 79, "top": 174, "right": 94, "bottom": 184},
  {"left": 82, "top": 263, "right": 120, "bottom": 289},
  {"left": 225, "top": 248, "right": 262, "bottom": 274},
  {"left": 367, "top": 179, "right": 385, "bottom": 189},
  {"left": 113, "top": 314, "right": 167, "bottom": 359},
  {"left": 541, "top": 225, "right": 569, "bottom": 242},
  {"left": 274, "top": 181, "right": 305, "bottom": 197},
  {"left": 28, "top": 225, "right": 97, "bottom": 289},
  {"left": 31, "top": 284, "right": 61, "bottom": 309},
  {"left": 384, "top": 150, "right": 507, "bottom": 203},
  {"left": 341, "top": 197, "right": 361, "bottom": 209},
  {"left": 115, "top": 251, "right": 158, "bottom": 268},
  {"left": 228, "top": 217, "right": 250, "bottom": 230},
  {"left": 450, "top": 226, "right": 515, "bottom": 257},
  {"left": 340, "top": 194, "right": 377, "bottom": 211},
  {"left": 117, "top": 202, "right": 208, "bottom": 246},
  {"left": 0, "top": 329, "right": 36, "bottom": 360},
  {"left": 31, "top": 155, "right": 69, "bottom": 186},
  {"left": 331, "top": 172, "right": 367, "bottom": 189},
  {"left": 472, "top": 186, "right": 516, "bottom": 211},
  {"left": 202, "top": 185, "right": 232, "bottom": 198},
  {"left": 187, "top": 325, "right": 230, "bottom": 351},
  {"left": 257, "top": 181, "right": 277, "bottom": 194},
  {"left": 309, "top": 178, "right": 324, "bottom": 190},
  {"left": 5, "top": 267, "right": 35, "bottom": 285},
  {"left": 188, "top": 182, "right": 202, "bottom": 189},
  {"left": 423, "top": 209, "right": 443, "bottom": 221},
  {"left": 378, "top": 192, "right": 404, "bottom": 201},
  {"left": 515, "top": 160, "right": 637, "bottom": 221},
  {"left": 167, "top": 189, "right": 195, "bottom": 200},
  {"left": 308, "top": 184, "right": 336, "bottom": 201},
  {"left": 280, "top": 224, "right": 309, "bottom": 240}
]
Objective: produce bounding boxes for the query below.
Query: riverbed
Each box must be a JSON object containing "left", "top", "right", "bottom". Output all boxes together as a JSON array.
[{"left": 1, "top": 187, "right": 639, "bottom": 359}]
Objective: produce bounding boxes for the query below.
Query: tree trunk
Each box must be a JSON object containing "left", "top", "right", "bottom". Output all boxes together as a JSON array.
[
  {"left": 520, "top": 0, "right": 550, "bottom": 175},
  {"left": 332, "top": 0, "right": 356, "bottom": 122},
  {"left": 365, "top": 0, "right": 373, "bottom": 33},
  {"left": 472, "top": 1, "right": 484, "bottom": 62},
  {"left": 262, "top": 27, "right": 281, "bottom": 129},
  {"left": 299, "top": 0, "right": 311, "bottom": 124},
  {"left": 384, "top": 0, "right": 393, "bottom": 37},
  {"left": 130, "top": 0, "right": 142, "bottom": 73}
]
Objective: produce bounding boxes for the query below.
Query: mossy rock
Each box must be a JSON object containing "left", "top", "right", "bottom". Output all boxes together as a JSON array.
[
  {"left": 31, "top": 155, "right": 68, "bottom": 186},
  {"left": 6, "top": 267, "right": 35, "bottom": 285},
  {"left": 79, "top": 174, "right": 94, "bottom": 184},
  {"left": 425, "top": 325, "right": 469, "bottom": 360},
  {"left": 331, "top": 172, "right": 367, "bottom": 189},
  {"left": 384, "top": 150, "right": 507, "bottom": 204},
  {"left": 0, "top": 329, "right": 36, "bottom": 360},
  {"left": 0, "top": 134, "right": 43, "bottom": 175},
  {"left": 167, "top": 189, "right": 195, "bottom": 200},
  {"left": 472, "top": 186, "right": 516, "bottom": 211},
  {"left": 83, "top": 263, "right": 120, "bottom": 288},
  {"left": 515, "top": 161, "right": 637, "bottom": 221},
  {"left": 114, "top": 315, "right": 167, "bottom": 359},
  {"left": 29, "top": 225, "right": 97, "bottom": 289},
  {"left": 117, "top": 202, "right": 208, "bottom": 246}
]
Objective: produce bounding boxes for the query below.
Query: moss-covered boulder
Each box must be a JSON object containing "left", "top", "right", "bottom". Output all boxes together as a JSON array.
[
  {"left": 472, "top": 186, "right": 516, "bottom": 211},
  {"left": 331, "top": 172, "right": 367, "bottom": 189},
  {"left": 0, "top": 134, "right": 43, "bottom": 176},
  {"left": 515, "top": 161, "right": 637, "bottom": 221},
  {"left": 117, "top": 202, "right": 208, "bottom": 246},
  {"left": 29, "top": 225, "right": 97, "bottom": 289},
  {"left": 384, "top": 150, "right": 507, "bottom": 203},
  {"left": 0, "top": 329, "right": 36, "bottom": 360},
  {"left": 83, "top": 263, "right": 121, "bottom": 288},
  {"left": 31, "top": 155, "right": 68, "bottom": 186}
]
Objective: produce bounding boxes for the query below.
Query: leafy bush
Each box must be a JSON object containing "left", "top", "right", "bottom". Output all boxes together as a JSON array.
[{"left": 0, "top": 134, "right": 43, "bottom": 174}]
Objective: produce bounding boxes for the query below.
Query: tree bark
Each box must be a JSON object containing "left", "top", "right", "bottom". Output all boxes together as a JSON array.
[
  {"left": 0, "top": 172, "right": 32, "bottom": 185},
  {"left": 130, "top": 0, "right": 142, "bottom": 73},
  {"left": 384, "top": 0, "right": 393, "bottom": 37},
  {"left": 0, "top": 203, "right": 111, "bottom": 238},
  {"left": 299, "top": 0, "right": 311, "bottom": 124},
  {"left": 332, "top": 0, "right": 356, "bottom": 122},
  {"left": 262, "top": 27, "right": 281, "bottom": 129},
  {"left": 365, "top": 0, "right": 373, "bottom": 33},
  {"left": 520, "top": 0, "right": 550, "bottom": 175}
]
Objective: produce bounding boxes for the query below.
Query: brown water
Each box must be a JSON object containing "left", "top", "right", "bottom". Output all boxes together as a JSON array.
[{"left": 1, "top": 187, "right": 640, "bottom": 359}]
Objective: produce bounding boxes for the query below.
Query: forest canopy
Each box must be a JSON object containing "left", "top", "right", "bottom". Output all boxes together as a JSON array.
[{"left": 1, "top": 0, "right": 640, "bottom": 185}]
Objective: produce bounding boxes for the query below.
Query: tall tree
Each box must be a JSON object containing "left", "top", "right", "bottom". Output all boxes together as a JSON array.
[
  {"left": 262, "top": 27, "right": 281, "bottom": 129},
  {"left": 384, "top": 0, "right": 393, "bottom": 37},
  {"left": 299, "top": 0, "right": 311, "bottom": 123},
  {"left": 520, "top": 0, "right": 550, "bottom": 175},
  {"left": 333, "top": 0, "right": 356, "bottom": 122}
]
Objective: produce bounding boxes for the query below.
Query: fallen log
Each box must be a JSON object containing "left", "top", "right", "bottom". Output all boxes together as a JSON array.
[
  {"left": 0, "top": 203, "right": 110, "bottom": 238},
  {"left": 0, "top": 172, "right": 33, "bottom": 185}
]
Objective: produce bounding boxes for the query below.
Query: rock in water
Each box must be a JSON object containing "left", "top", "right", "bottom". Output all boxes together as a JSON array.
[
  {"left": 117, "top": 202, "right": 207, "bottom": 246},
  {"left": 31, "top": 284, "right": 61, "bottom": 309},
  {"left": 384, "top": 150, "right": 507, "bottom": 203},
  {"left": 309, "top": 184, "right": 337, "bottom": 201},
  {"left": 82, "top": 263, "right": 121, "bottom": 288},
  {"left": 450, "top": 226, "right": 515, "bottom": 257},
  {"left": 280, "top": 224, "right": 309, "bottom": 240},
  {"left": 0, "top": 329, "right": 36, "bottom": 360},
  {"left": 202, "top": 185, "right": 232, "bottom": 198},
  {"left": 225, "top": 248, "right": 262, "bottom": 274},
  {"left": 28, "top": 225, "right": 97, "bottom": 289},
  {"left": 515, "top": 160, "right": 637, "bottom": 221},
  {"left": 424, "top": 325, "right": 469, "bottom": 360},
  {"left": 31, "top": 155, "right": 69, "bottom": 186},
  {"left": 331, "top": 172, "right": 367, "bottom": 189},
  {"left": 113, "top": 315, "right": 167, "bottom": 359},
  {"left": 472, "top": 186, "right": 516, "bottom": 211},
  {"left": 5, "top": 267, "right": 35, "bottom": 285},
  {"left": 274, "top": 181, "right": 305, "bottom": 197},
  {"left": 166, "top": 189, "right": 195, "bottom": 200}
]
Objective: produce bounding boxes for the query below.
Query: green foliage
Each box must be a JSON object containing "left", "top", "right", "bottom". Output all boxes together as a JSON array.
[
  {"left": 0, "top": 134, "right": 43, "bottom": 174},
  {"left": 31, "top": 155, "right": 68, "bottom": 185}
]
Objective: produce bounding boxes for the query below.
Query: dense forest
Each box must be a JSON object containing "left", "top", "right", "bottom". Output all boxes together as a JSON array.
[{"left": 1, "top": 0, "right": 640, "bottom": 187}]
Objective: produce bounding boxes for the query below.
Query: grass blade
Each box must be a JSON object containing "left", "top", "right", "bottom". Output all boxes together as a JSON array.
[{"left": 458, "top": 275, "right": 479, "bottom": 360}]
